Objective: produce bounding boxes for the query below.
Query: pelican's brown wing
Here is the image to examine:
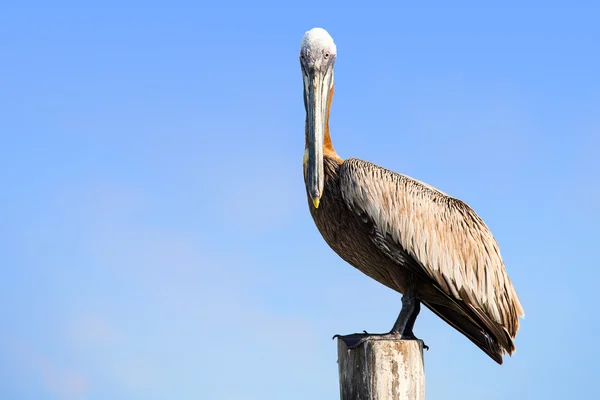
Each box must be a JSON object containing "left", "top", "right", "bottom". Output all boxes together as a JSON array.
[{"left": 339, "top": 158, "right": 524, "bottom": 361}]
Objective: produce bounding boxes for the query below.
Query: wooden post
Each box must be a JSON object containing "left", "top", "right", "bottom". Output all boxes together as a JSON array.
[{"left": 337, "top": 337, "right": 425, "bottom": 400}]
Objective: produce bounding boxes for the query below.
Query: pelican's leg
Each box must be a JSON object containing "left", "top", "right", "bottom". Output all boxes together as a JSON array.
[
  {"left": 399, "top": 299, "right": 429, "bottom": 350},
  {"left": 333, "top": 290, "right": 428, "bottom": 350},
  {"left": 390, "top": 291, "right": 416, "bottom": 334},
  {"left": 399, "top": 299, "right": 419, "bottom": 337}
]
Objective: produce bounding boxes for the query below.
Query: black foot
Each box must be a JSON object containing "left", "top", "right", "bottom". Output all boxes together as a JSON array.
[
  {"left": 400, "top": 333, "right": 429, "bottom": 350},
  {"left": 331, "top": 330, "right": 369, "bottom": 341},
  {"left": 332, "top": 331, "right": 429, "bottom": 350},
  {"left": 332, "top": 331, "right": 402, "bottom": 349}
]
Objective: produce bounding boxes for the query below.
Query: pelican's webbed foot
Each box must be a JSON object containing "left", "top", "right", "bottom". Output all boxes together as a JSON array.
[
  {"left": 332, "top": 331, "right": 429, "bottom": 350},
  {"left": 332, "top": 331, "right": 401, "bottom": 349}
]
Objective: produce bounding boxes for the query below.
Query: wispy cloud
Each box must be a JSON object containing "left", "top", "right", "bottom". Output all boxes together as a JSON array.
[
  {"left": 71, "top": 314, "right": 119, "bottom": 345},
  {"left": 38, "top": 359, "right": 89, "bottom": 400},
  {"left": 34, "top": 181, "right": 321, "bottom": 398},
  {"left": 7, "top": 339, "right": 90, "bottom": 400}
]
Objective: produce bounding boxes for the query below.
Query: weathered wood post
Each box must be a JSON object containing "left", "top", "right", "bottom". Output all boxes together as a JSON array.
[{"left": 337, "top": 336, "right": 425, "bottom": 400}]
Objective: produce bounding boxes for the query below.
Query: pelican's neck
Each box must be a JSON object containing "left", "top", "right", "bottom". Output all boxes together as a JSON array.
[{"left": 305, "top": 85, "right": 343, "bottom": 162}]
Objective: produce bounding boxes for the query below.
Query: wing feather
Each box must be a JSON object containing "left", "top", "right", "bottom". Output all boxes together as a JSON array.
[{"left": 339, "top": 158, "right": 524, "bottom": 339}]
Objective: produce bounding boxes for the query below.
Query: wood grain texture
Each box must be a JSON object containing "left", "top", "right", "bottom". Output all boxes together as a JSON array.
[{"left": 337, "top": 338, "right": 425, "bottom": 400}]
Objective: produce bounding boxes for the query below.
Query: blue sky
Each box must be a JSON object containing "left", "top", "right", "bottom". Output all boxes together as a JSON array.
[{"left": 1, "top": 3, "right": 599, "bottom": 399}]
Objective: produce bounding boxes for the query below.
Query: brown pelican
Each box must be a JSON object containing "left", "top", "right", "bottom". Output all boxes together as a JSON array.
[{"left": 300, "top": 28, "right": 524, "bottom": 364}]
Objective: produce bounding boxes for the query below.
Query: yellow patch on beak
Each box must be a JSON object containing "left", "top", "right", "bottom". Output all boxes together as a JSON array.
[{"left": 312, "top": 197, "right": 320, "bottom": 208}]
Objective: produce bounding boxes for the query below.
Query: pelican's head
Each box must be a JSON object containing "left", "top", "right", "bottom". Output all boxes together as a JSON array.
[{"left": 300, "top": 28, "right": 337, "bottom": 208}]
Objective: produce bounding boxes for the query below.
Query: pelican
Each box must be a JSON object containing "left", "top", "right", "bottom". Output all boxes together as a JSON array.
[{"left": 300, "top": 28, "right": 524, "bottom": 364}]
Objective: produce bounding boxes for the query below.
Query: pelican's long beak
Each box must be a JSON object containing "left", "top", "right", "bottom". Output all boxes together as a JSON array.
[{"left": 304, "top": 70, "right": 330, "bottom": 208}]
